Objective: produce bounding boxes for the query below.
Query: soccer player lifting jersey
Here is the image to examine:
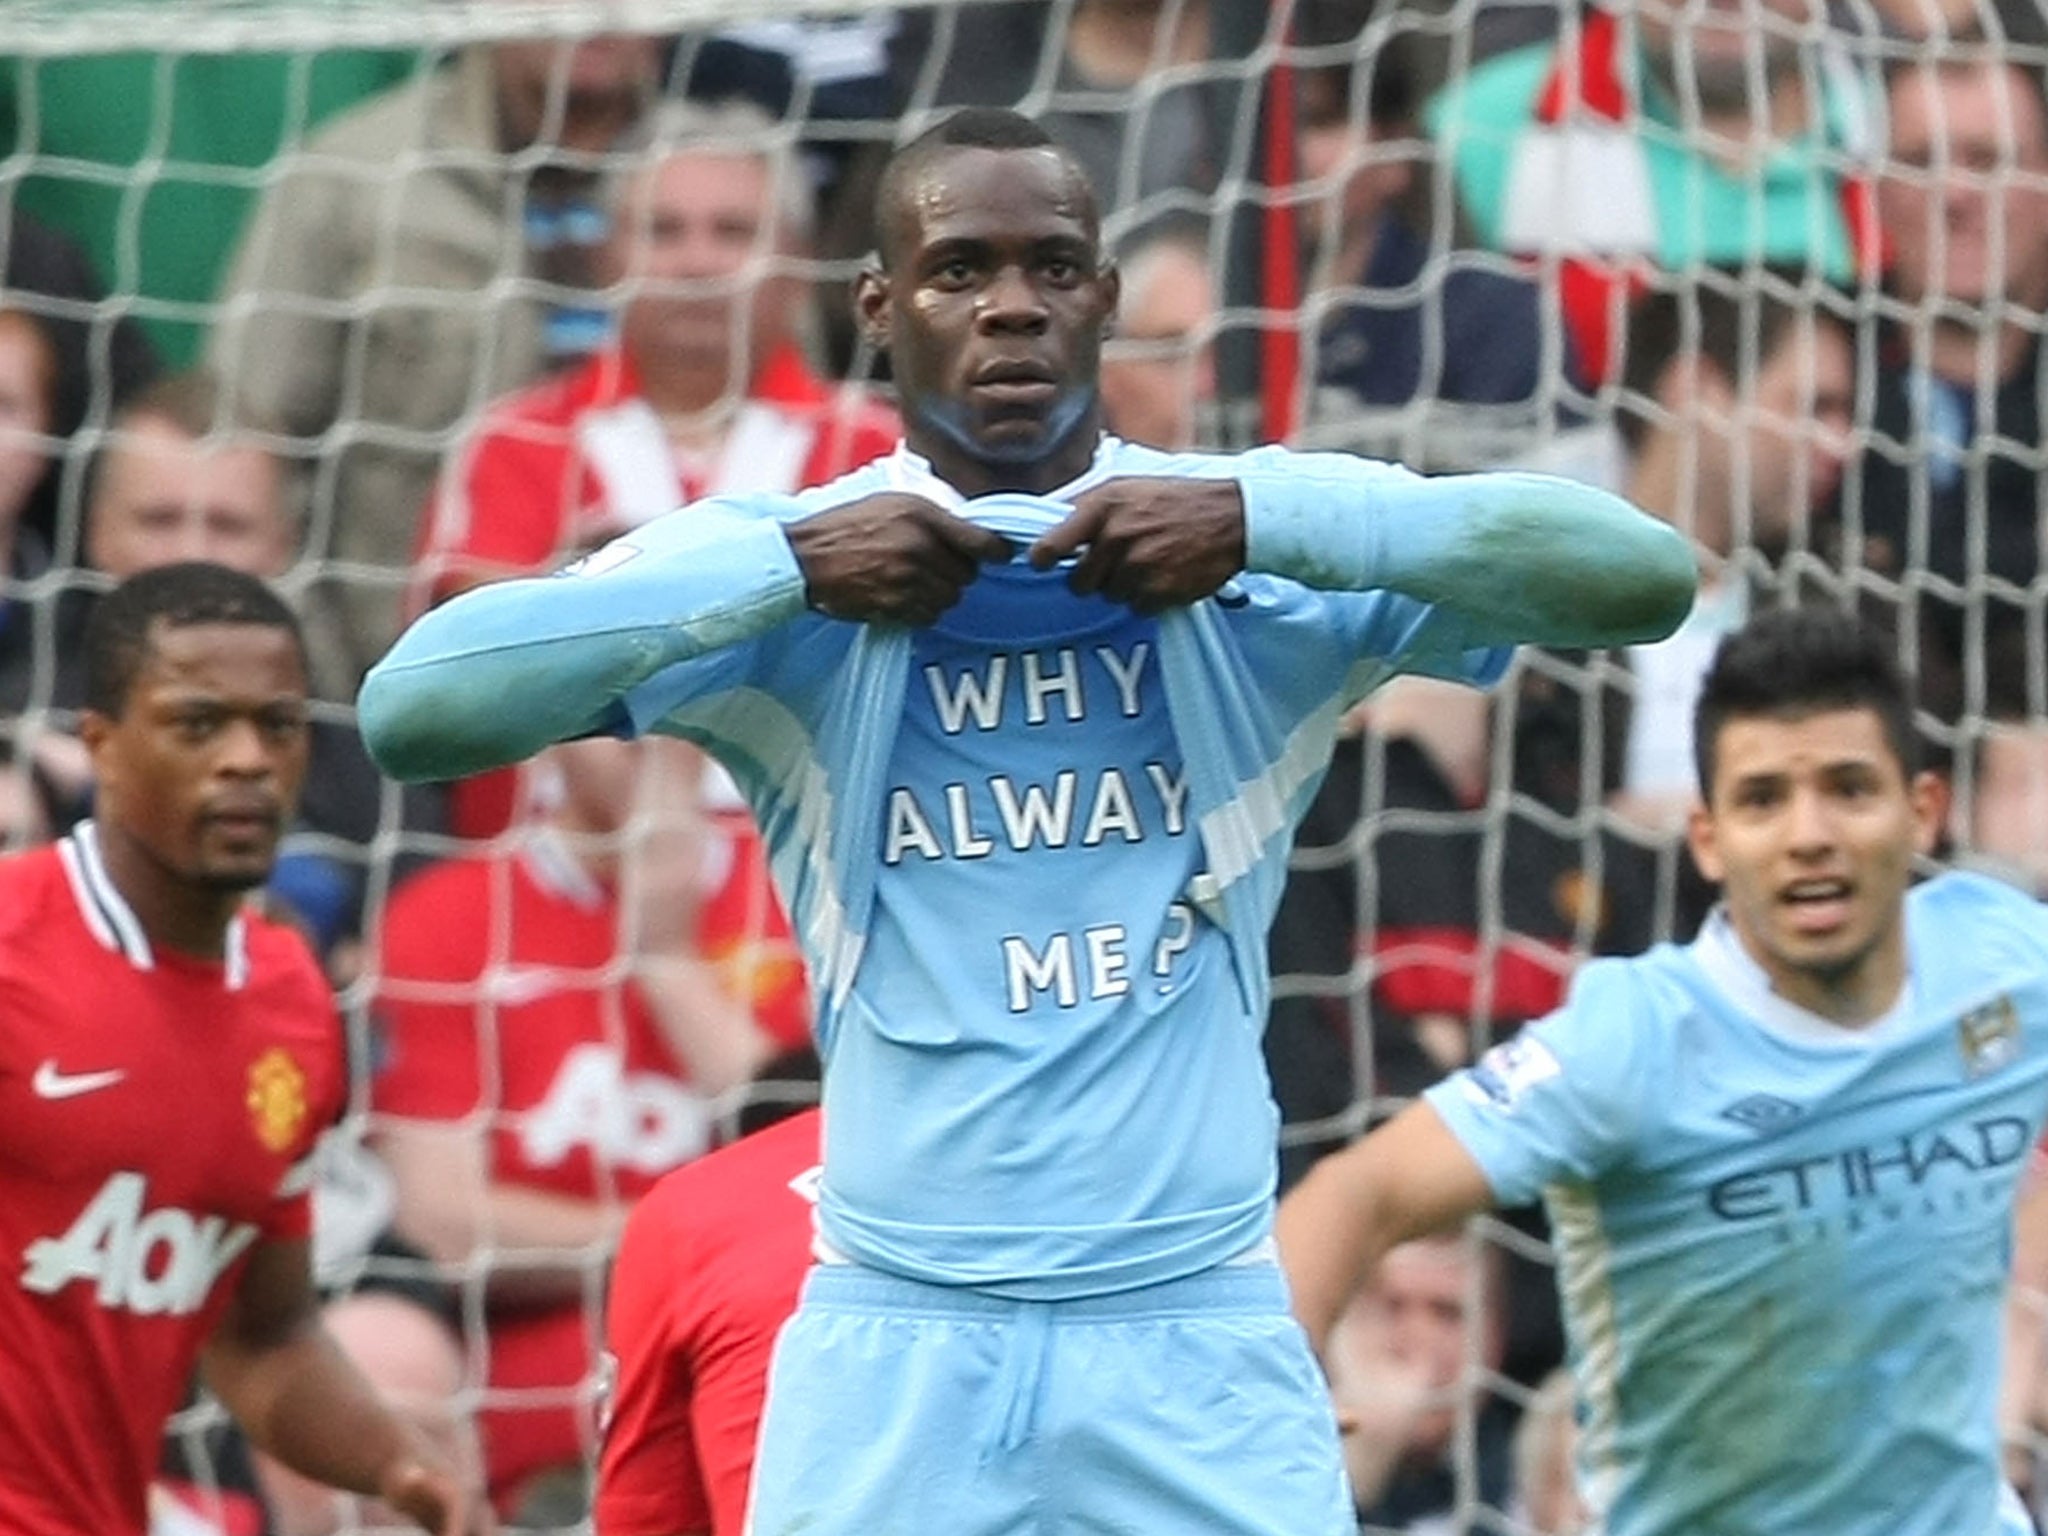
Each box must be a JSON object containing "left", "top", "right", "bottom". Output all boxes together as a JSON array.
[{"left": 358, "top": 108, "right": 1695, "bottom": 1536}]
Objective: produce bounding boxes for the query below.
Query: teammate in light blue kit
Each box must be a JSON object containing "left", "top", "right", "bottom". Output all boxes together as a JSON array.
[
  {"left": 359, "top": 109, "right": 1695, "bottom": 1535},
  {"left": 1281, "top": 605, "right": 2048, "bottom": 1536}
]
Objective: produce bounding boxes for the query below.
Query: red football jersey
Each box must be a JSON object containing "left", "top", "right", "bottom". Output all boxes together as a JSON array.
[
  {"left": 373, "top": 836, "right": 731, "bottom": 1500},
  {"left": 0, "top": 826, "right": 343, "bottom": 1536},
  {"left": 597, "top": 1108, "right": 819, "bottom": 1536}
]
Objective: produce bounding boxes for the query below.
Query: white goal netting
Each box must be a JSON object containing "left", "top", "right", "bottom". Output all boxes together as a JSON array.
[{"left": 4, "top": 1, "right": 2048, "bottom": 1532}]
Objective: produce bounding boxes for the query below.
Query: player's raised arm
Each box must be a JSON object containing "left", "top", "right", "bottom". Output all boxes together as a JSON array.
[
  {"left": 358, "top": 503, "right": 809, "bottom": 781},
  {"left": 358, "top": 492, "right": 1011, "bottom": 783},
  {"left": 1031, "top": 459, "right": 1697, "bottom": 648},
  {"left": 1239, "top": 459, "right": 1697, "bottom": 649},
  {"left": 1275, "top": 1101, "right": 1496, "bottom": 1352}
]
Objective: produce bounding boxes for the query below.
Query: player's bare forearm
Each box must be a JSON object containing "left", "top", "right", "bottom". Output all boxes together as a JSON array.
[
  {"left": 1240, "top": 457, "right": 1698, "bottom": 648},
  {"left": 203, "top": 1239, "right": 480, "bottom": 1533},
  {"left": 206, "top": 1323, "right": 423, "bottom": 1497},
  {"left": 1276, "top": 1101, "right": 1495, "bottom": 1351}
]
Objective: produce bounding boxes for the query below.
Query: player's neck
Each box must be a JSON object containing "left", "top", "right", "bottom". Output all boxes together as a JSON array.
[
  {"left": 907, "top": 419, "right": 1102, "bottom": 499},
  {"left": 1740, "top": 924, "right": 1908, "bottom": 1028},
  {"left": 91, "top": 822, "right": 243, "bottom": 962}
]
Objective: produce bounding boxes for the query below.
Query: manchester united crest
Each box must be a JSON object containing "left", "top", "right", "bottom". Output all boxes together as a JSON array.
[{"left": 246, "top": 1048, "right": 308, "bottom": 1154}]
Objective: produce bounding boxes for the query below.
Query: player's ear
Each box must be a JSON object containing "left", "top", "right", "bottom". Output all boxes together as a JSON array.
[
  {"left": 1685, "top": 798, "right": 1725, "bottom": 885},
  {"left": 75, "top": 708, "right": 126, "bottom": 803},
  {"left": 852, "top": 261, "right": 892, "bottom": 354},
  {"left": 76, "top": 709, "right": 112, "bottom": 759},
  {"left": 1097, "top": 259, "right": 1121, "bottom": 327},
  {"left": 1908, "top": 768, "right": 1948, "bottom": 857}
]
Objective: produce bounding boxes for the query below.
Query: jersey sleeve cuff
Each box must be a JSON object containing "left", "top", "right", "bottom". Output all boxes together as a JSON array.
[{"left": 1240, "top": 460, "right": 1383, "bottom": 589}]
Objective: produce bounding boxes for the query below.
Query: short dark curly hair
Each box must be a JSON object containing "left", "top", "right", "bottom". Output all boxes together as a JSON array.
[
  {"left": 873, "top": 107, "right": 1098, "bottom": 267},
  {"left": 1693, "top": 605, "right": 1917, "bottom": 799},
  {"left": 83, "top": 561, "right": 306, "bottom": 719}
]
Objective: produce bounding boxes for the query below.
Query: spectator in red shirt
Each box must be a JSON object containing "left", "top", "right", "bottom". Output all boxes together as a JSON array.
[
  {"left": 413, "top": 94, "right": 899, "bottom": 619},
  {"left": 370, "top": 734, "right": 801, "bottom": 1519},
  {"left": 408, "top": 99, "right": 889, "bottom": 1052}
]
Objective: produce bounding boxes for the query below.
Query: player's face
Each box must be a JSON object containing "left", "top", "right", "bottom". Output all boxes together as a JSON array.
[
  {"left": 83, "top": 620, "right": 311, "bottom": 893},
  {"left": 856, "top": 145, "right": 1119, "bottom": 494},
  {"left": 1689, "top": 707, "right": 1943, "bottom": 1018}
]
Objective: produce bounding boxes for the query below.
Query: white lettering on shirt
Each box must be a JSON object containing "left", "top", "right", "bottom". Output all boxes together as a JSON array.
[
  {"left": 920, "top": 643, "right": 1155, "bottom": 736},
  {"left": 21, "top": 1171, "right": 257, "bottom": 1317},
  {"left": 520, "top": 1044, "right": 710, "bottom": 1174}
]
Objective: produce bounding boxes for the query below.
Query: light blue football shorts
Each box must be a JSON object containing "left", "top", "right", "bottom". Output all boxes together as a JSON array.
[{"left": 743, "top": 1260, "right": 1353, "bottom": 1536}]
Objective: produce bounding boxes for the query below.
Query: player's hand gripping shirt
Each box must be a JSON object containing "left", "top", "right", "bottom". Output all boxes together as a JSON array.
[
  {"left": 0, "top": 826, "right": 344, "bottom": 1536},
  {"left": 1426, "top": 871, "right": 2048, "bottom": 1536}
]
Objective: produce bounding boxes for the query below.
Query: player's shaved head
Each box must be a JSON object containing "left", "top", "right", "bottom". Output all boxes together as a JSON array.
[
  {"left": 84, "top": 560, "right": 307, "bottom": 719},
  {"left": 873, "top": 108, "right": 1101, "bottom": 269},
  {"left": 1692, "top": 606, "right": 1918, "bottom": 798}
]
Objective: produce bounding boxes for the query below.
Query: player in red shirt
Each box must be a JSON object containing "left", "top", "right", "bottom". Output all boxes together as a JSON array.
[
  {"left": 597, "top": 1103, "right": 820, "bottom": 1536},
  {"left": 0, "top": 562, "right": 478, "bottom": 1536}
]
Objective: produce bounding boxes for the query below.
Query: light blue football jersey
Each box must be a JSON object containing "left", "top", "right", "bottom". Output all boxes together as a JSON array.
[
  {"left": 603, "top": 438, "right": 1508, "bottom": 1299},
  {"left": 1427, "top": 871, "right": 2048, "bottom": 1536},
  {"left": 816, "top": 509, "right": 1274, "bottom": 1293}
]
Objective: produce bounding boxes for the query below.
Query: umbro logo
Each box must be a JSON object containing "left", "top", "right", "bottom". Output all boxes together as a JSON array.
[
  {"left": 31, "top": 1061, "right": 126, "bottom": 1100},
  {"left": 1719, "top": 1094, "right": 1803, "bottom": 1134}
]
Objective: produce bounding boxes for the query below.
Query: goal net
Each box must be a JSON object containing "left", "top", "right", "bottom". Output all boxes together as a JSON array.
[{"left": 2, "top": 0, "right": 2046, "bottom": 1532}]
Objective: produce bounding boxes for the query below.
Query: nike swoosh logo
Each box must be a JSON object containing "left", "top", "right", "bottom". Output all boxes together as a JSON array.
[{"left": 31, "top": 1061, "right": 126, "bottom": 1100}]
